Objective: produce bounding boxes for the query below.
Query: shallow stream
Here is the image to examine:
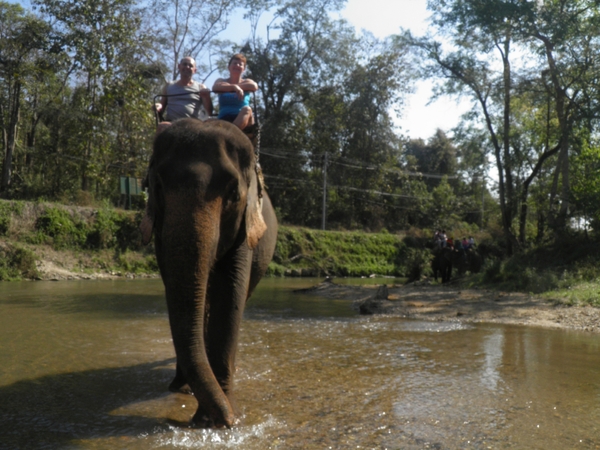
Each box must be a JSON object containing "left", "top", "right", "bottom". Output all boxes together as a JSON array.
[{"left": 0, "top": 278, "right": 599, "bottom": 449}]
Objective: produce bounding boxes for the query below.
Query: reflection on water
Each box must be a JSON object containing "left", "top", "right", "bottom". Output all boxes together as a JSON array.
[{"left": 1, "top": 278, "right": 600, "bottom": 448}]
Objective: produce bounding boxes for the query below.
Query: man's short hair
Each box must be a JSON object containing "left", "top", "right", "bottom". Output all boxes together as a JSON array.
[
  {"left": 180, "top": 56, "right": 196, "bottom": 67},
  {"left": 228, "top": 53, "right": 247, "bottom": 67}
]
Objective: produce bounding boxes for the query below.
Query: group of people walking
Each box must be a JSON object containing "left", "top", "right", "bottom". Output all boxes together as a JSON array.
[
  {"left": 153, "top": 53, "right": 257, "bottom": 136},
  {"left": 434, "top": 230, "right": 475, "bottom": 251}
]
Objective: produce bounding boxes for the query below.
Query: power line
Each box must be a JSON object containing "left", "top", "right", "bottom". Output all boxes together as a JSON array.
[{"left": 260, "top": 149, "right": 458, "bottom": 179}]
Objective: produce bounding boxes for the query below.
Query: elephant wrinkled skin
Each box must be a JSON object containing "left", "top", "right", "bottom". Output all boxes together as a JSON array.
[{"left": 143, "top": 119, "right": 277, "bottom": 428}]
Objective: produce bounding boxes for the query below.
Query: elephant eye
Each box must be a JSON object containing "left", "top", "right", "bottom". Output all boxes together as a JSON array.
[{"left": 224, "top": 183, "right": 240, "bottom": 204}]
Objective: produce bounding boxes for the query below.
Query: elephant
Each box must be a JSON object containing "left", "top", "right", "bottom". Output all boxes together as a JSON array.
[
  {"left": 142, "top": 118, "right": 278, "bottom": 428},
  {"left": 431, "top": 247, "right": 453, "bottom": 283},
  {"left": 431, "top": 247, "right": 483, "bottom": 282}
]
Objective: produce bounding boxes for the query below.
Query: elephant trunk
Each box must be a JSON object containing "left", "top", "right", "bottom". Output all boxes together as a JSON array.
[{"left": 161, "top": 194, "right": 235, "bottom": 428}]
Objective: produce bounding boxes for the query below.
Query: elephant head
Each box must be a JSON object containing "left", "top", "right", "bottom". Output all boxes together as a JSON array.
[{"left": 144, "top": 118, "right": 277, "bottom": 427}]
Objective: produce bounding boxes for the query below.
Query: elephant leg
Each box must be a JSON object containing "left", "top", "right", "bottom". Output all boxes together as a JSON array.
[
  {"left": 203, "top": 243, "right": 253, "bottom": 417},
  {"left": 442, "top": 261, "right": 452, "bottom": 282},
  {"left": 168, "top": 363, "right": 192, "bottom": 394}
]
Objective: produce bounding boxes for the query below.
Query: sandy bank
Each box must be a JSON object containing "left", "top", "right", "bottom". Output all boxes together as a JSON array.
[{"left": 302, "top": 279, "right": 600, "bottom": 333}]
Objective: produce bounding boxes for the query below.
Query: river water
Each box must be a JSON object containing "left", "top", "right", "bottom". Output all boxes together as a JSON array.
[{"left": 1, "top": 278, "right": 599, "bottom": 449}]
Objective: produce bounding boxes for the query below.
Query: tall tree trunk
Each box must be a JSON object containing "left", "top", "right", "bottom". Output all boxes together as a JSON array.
[
  {"left": 538, "top": 35, "right": 571, "bottom": 233},
  {"left": 1, "top": 80, "right": 21, "bottom": 194}
]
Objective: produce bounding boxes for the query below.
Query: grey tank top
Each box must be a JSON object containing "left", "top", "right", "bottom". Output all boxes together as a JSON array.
[{"left": 165, "top": 80, "right": 207, "bottom": 121}]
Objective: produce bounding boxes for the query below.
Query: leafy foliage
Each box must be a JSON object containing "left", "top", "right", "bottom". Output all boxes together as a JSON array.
[
  {"left": 273, "top": 226, "right": 409, "bottom": 277},
  {"left": 7, "top": 0, "right": 600, "bottom": 252},
  {"left": 0, "top": 245, "right": 39, "bottom": 280}
]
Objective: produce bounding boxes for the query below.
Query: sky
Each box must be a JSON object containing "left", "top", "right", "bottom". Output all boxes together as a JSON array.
[{"left": 339, "top": 0, "right": 472, "bottom": 140}]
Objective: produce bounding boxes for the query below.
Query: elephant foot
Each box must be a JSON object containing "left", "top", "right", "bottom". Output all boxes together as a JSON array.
[
  {"left": 168, "top": 364, "right": 193, "bottom": 394},
  {"left": 191, "top": 407, "right": 235, "bottom": 429},
  {"left": 169, "top": 381, "right": 193, "bottom": 395}
]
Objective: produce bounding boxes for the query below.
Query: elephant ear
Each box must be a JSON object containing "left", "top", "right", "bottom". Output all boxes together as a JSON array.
[{"left": 245, "top": 169, "right": 267, "bottom": 249}]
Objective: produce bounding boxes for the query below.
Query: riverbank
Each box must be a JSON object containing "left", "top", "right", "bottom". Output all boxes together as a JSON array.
[
  {"left": 34, "top": 250, "right": 158, "bottom": 281},
  {"left": 4, "top": 199, "right": 600, "bottom": 332},
  {"left": 16, "top": 244, "right": 600, "bottom": 334},
  {"left": 303, "top": 279, "right": 600, "bottom": 333},
  {"left": 0, "top": 199, "right": 425, "bottom": 281}
]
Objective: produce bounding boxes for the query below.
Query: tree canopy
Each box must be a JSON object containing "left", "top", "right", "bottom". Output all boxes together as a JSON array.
[{"left": 3, "top": 0, "right": 600, "bottom": 247}]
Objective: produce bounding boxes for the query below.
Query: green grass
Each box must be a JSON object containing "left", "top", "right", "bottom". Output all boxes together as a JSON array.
[
  {"left": 542, "top": 281, "right": 600, "bottom": 307},
  {"left": 272, "top": 226, "right": 430, "bottom": 278}
]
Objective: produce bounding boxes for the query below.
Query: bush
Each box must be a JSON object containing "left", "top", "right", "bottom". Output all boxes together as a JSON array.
[
  {"left": 116, "top": 251, "right": 158, "bottom": 273},
  {"left": 0, "top": 245, "right": 39, "bottom": 280},
  {"left": 35, "top": 207, "right": 87, "bottom": 249},
  {"left": 0, "top": 201, "right": 24, "bottom": 236},
  {"left": 86, "top": 209, "right": 119, "bottom": 249},
  {"left": 115, "top": 212, "right": 144, "bottom": 250},
  {"left": 0, "top": 204, "right": 11, "bottom": 236},
  {"left": 404, "top": 248, "right": 432, "bottom": 282}
]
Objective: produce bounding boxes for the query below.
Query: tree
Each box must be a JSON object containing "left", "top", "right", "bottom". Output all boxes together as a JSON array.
[
  {"left": 145, "top": 0, "right": 235, "bottom": 81},
  {"left": 34, "top": 0, "right": 153, "bottom": 195},
  {"left": 404, "top": 129, "right": 458, "bottom": 189},
  {"left": 571, "top": 144, "right": 600, "bottom": 232},
  {"left": 0, "top": 2, "right": 51, "bottom": 193},
  {"left": 519, "top": 0, "right": 600, "bottom": 232},
  {"left": 241, "top": 0, "right": 358, "bottom": 225},
  {"left": 403, "top": 0, "right": 600, "bottom": 250}
]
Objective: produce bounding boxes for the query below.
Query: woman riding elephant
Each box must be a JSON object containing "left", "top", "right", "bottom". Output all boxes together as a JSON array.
[
  {"left": 212, "top": 53, "right": 258, "bottom": 132},
  {"left": 141, "top": 118, "right": 277, "bottom": 428}
]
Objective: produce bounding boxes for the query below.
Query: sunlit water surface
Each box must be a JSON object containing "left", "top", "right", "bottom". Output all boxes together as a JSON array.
[{"left": 1, "top": 278, "right": 600, "bottom": 449}]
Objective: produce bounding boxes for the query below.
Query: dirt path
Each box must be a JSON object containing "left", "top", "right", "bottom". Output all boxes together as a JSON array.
[{"left": 302, "top": 279, "right": 600, "bottom": 333}]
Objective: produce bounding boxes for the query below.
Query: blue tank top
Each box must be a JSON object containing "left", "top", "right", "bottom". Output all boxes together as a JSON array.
[{"left": 218, "top": 92, "right": 251, "bottom": 118}]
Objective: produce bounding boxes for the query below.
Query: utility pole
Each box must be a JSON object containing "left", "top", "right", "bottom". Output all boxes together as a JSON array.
[{"left": 322, "top": 152, "right": 328, "bottom": 230}]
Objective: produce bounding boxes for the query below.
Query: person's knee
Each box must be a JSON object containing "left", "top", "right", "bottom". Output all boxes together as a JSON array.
[{"left": 235, "top": 107, "right": 254, "bottom": 130}]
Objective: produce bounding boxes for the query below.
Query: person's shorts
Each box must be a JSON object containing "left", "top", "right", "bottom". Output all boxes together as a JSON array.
[{"left": 218, "top": 114, "right": 238, "bottom": 123}]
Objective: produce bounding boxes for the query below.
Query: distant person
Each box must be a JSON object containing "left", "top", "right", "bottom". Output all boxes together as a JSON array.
[
  {"left": 212, "top": 53, "right": 258, "bottom": 131},
  {"left": 447, "top": 236, "right": 454, "bottom": 249},
  {"left": 434, "top": 230, "right": 442, "bottom": 248},
  {"left": 153, "top": 56, "right": 213, "bottom": 132},
  {"left": 455, "top": 238, "right": 463, "bottom": 250},
  {"left": 468, "top": 236, "right": 476, "bottom": 248},
  {"left": 462, "top": 237, "right": 469, "bottom": 249}
]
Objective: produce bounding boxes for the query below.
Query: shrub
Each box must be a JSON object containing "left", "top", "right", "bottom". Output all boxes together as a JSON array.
[
  {"left": 404, "top": 248, "right": 432, "bottom": 282},
  {"left": 86, "top": 209, "right": 119, "bottom": 249},
  {"left": 115, "top": 212, "right": 144, "bottom": 251},
  {"left": 116, "top": 251, "right": 158, "bottom": 273},
  {"left": 0, "top": 245, "right": 39, "bottom": 280},
  {"left": 0, "top": 201, "right": 24, "bottom": 236},
  {"left": 35, "top": 207, "right": 86, "bottom": 249},
  {"left": 0, "top": 204, "right": 11, "bottom": 236}
]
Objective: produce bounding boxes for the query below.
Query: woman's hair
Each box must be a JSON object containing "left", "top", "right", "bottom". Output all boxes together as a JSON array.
[{"left": 228, "top": 53, "right": 247, "bottom": 67}]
